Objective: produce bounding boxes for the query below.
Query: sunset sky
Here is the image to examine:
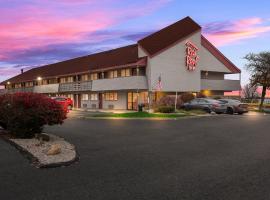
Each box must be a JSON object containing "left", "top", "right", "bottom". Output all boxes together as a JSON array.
[{"left": 0, "top": 0, "right": 270, "bottom": 85}]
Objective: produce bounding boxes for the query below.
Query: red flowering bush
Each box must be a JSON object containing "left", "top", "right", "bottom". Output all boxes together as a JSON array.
[{"left": 0, "top": 93, "right": 67, "bottom": 138}]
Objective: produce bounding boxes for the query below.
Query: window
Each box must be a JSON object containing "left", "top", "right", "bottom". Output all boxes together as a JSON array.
[
  {"left": 120, "top": 69, "right": 131, "bottom": 77},
  {"left": 104, "top": 92, "right": 118, "bottom": 101},
  {"left": 90, "top": 73, "right": 98, "bottom": 80},
  {"left": 42, "top": 80, "right": 48, "bottom": 85},
  {"left": 82, "top": 94, "right": 89, "bottom": 101},
  {"left": 108, "top": 70, "right": 118, "bottom": 79},
  {"left": 90, "top": 93, "right": 98, "bottom": 101},
  {"left": 66, "top": 76, "right": 73, "bottom": 83},
  {"left": 15, "top": 83, "right": 21, "bottom": 88},
  {"left": 25, "top": 82, "right": 33, "bottom": 87},
  {"left": 60, "top": 78, "right": 66, "bottom": 83},
  {"left": 81, "top": 74, "right": 90, "bottom": 81}
]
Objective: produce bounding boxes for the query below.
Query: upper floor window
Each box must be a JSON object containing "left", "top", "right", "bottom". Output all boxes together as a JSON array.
[
  {"left": 42, "top": 80, "right": 48, "bottom": 85},
  {"left": 81, "top": 74, "right": 90, "bottom": 81},
  {"left": 66, "top": 76, "right": 73, "bottom": 83},
  {"left": 90, "top": 73, "right": 98, "bottom": 80},
  {"left": 25, "top": 82, "right": 33, "bottom": 87},
  {"left": 15, "top": 83, "right": 21, "bottom": 88},
  {"left": 108, "top": 70, "right": 118, "bottom": 79},
  {"left": 121, "top": 68, "right": 131, "bottom": 77}
]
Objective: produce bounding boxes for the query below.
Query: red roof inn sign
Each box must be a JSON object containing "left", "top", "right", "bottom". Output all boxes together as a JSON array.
[{"left": 185, "top": 41, "right": 199, "bottom": 71}]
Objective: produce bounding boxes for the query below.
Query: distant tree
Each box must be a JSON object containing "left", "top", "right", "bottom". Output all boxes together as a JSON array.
[
  {"left": 242, "top": 83, "right": 258, "bottom": 102},
  {"left": 244, "top": 52, "right": 270, "bottom": 110}
]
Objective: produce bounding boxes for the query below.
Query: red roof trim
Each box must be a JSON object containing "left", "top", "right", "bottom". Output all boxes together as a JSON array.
[{"left": 201, "top": 35, "right": 241, "bottom": 73}]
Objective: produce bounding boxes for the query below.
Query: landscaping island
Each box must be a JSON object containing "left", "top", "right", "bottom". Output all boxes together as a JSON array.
[{"left": 0, "top": 93, "right": 78, "bottom": 168}]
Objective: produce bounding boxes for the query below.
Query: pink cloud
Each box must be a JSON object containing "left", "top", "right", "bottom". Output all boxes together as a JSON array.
[
  {"left": 203, "top": 17, "right": 270, "bottom": 46},
  {"left": 0, "top": 0, "right": 171, "bottom": 62}
]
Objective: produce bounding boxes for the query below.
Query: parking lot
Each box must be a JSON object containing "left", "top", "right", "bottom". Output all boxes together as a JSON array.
[{"left": 0, "top": 113, "right": 270, "bottom": 200}]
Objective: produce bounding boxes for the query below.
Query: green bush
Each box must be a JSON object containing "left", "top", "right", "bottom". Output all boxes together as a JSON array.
[
  {"left": 0, "top": 93, "right": 67, "bottom": 138},
  {"left": 156, "top": 106, "right": 174, "bottom": 113}
]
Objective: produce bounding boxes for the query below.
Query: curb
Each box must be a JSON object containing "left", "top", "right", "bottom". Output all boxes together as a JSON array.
[
  {"left": 0, "top": 132, "right": 79, "bottom": 169},
  {"left": 75, "top": 114, "right": 212, "bottom": 120}
]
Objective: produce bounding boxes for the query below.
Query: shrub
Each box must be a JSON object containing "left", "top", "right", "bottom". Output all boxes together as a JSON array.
[
  {"left": 180, "top": 93, "right": 195, "bottom": 103},
  {"left": 156, "top": 106, "right": 174, "bottom": 113},
  {"left": 0, "top": 93, "right": 67, "bottom": 138},
  {"left": 196, "top": 92, "right": 206, "bottom": 98},
  {"left": 156, "top": 95, "right": 183, "bottom": 109}
]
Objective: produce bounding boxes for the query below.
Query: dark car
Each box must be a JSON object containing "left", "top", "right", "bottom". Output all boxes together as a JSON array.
[
  {"left": 218, "top": 99, "right": 248, "bottom": 115},
  {"left": 52, "top": 97, "right": 73, "bottom": 110},
  {"left": 183, "top": 98, "right": 227, "bottom": 114}
]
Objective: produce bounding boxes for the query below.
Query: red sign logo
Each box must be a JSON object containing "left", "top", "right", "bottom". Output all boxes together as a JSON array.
[{"left": 185, "top": 41, "right": 199, "bottom": 71}]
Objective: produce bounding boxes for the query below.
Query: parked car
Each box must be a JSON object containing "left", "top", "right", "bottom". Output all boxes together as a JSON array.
[
  {"left": 218, "top": 99, "right": 248, "bottom": 115},
  {"left": 183, "top": 98, "right": 227, "bottom": 114},
  {"left": 52, "top": 97, "right": 73, "bottom": 110}
]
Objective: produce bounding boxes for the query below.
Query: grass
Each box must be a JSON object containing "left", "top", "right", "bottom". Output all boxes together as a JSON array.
[
  {"left": 86, "top": 110, "right": 207, "bottom": 119},
  {"left": 253, "top": 109, "right": 270, "bottom": 114}
]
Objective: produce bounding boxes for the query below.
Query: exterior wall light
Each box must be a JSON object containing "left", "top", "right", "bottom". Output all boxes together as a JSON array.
[
  {"left": 7, "top": 81, "right": 11, "bottom": 85},
  {"left": 37, "top": 77, "right": 42, "bottom": 81}
]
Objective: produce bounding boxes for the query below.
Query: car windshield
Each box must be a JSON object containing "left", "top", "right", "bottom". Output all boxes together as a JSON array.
[
  {"left": 220, "top": 99, "right": 241, "bottom": 103},
  {"left": 205, "top": 99, "right": 222, "bottom": 104},
  {"left": 54, "top": 98, "right": 66, "bottom": 101}
]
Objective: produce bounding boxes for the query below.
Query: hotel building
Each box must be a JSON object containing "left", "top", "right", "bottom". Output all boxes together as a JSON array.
[{"left": 0, "top": 17, "right": 241, "bottom": 110}]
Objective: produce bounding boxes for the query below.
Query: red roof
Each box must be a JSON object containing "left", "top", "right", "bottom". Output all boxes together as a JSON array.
[
  {"left": 138, "top": 16, "right": 201, "bottom": 57},
  {"left": 1, "top": 44, "right": 140, "bottom": 84}
]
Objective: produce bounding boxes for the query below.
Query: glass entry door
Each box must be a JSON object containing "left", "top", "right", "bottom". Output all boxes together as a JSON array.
[{"left": 127, "top": 92, "right": 138, "bottom": 110}]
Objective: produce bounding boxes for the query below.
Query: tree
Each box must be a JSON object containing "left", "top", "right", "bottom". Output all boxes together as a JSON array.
[
  {"left": 242, "top": 83, "right": 258, "bottom": 102},
  {"left": 244, "top": 52, "right": 270, "bottom": 110}
]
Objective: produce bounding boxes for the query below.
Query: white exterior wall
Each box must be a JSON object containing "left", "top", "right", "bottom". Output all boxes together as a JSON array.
[
  {"left": 147, "top": 32, "right": 201, "bottom": 92},
  {"left": 81, "top": 100, "right": 99, "bottom": 109},
  {"left": 139, "top": 31, "right": 238, "bottom": 93},
  {"left": 199, "top": 46, "right": 231, "bottom": 73}
]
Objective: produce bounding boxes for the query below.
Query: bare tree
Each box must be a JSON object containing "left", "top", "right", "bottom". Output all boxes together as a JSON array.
[
  {"left": 242, "top": 83, "right": 258, "bottom": 102},
  {"left": 244, "top": 52, "right": 270, "bottom": 110}
]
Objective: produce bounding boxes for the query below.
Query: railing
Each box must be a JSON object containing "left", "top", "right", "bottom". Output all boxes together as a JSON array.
[
  {"left": 59, "top": 81, "right": 92, "bottom": 92},
  {"left": 0, "top": 89, "right": 7, "bottom": 95},
  {"left": 33, "top": 84, "right": 59, "bottom": 93},
  {"left": 201, "top": 79, "right": 241, "bottom": 91},
  {"left": 92, "top": 76, "right": 148, "bottom": 91},
  {"left": 6, "top": 87, "right": 34, "bottom": 93}
]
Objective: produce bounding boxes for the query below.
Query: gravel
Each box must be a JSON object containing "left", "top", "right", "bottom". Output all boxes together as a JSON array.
[{"left": 10, "top": 133, "right": 77, "bottom": 168}]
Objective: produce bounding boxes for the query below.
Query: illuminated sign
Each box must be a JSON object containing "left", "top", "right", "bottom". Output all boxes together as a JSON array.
[{"left": 185, "top": 41, "right": 199, "bottom": 71}]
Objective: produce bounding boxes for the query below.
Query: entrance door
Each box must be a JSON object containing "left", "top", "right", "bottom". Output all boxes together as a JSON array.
[
  {"left": 98, "top": 93, "right": 103, "bottom": 109},
  {"left": 127, "top": 92, "right": 138, "bottom": 110}
]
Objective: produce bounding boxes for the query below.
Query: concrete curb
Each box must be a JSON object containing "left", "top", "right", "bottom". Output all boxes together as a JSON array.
[
  {"left": 0, "top": 132, "right": 79, "bottom": 169},
  {"left": 75, "top": 114, "right": 212, "bottom": 120}
]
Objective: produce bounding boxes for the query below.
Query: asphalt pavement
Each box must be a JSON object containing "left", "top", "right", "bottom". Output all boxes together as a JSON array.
[{"left": 0, "top": 113, "right": 270, "bottom": 200}]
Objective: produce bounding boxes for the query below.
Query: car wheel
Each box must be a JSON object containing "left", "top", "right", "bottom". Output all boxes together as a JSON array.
[
  {"left": 238, "top": 112, "right": 244, "bottom": 115},
  {"left": 204, "top": 107, "right": 211, "bottom": 113},
  {"left": 226, "top": 107, "right": 234, "bottom": 115},
  {"left": 67, "top": 105, "right": 73, "bottom": 110},
  {"left": 216, "top": 112, "right": 222, "bottom": 114}
]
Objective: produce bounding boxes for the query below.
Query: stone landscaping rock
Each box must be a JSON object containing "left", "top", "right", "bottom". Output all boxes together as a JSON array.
[
  {"left": 47, "top": 144, "right": 61, "bottom": 155},
  {"left": 36, "top": 133, "right": 50, "bottom": 142}
]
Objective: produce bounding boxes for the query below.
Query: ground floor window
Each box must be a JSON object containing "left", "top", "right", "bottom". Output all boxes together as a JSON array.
[
  {"left": 82, "top": 94, "right": 89, "bottom": 100},
  {"left": 90, "top": 93, "right": 98, "bottom": 101},
  {"left": 104, "top": 92, "right": 118, "bottom": 101}
]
